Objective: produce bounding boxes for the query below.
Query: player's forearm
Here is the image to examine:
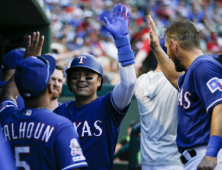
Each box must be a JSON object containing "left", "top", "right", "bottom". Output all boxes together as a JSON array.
[
  {"left": 153, "top": 46, "right": 183, "bottom": 88},
  {"left": 210, "top": 103, "right": 222, "bottom": 137},
  {"left": 205, "top": 103, "right": 222, "bottom": 158},
  {"left": 112, "top": 64, "right": 136, "bottom": 110},
  {"left": 0, "top": 76, "right": 18, "bottom": 103}
]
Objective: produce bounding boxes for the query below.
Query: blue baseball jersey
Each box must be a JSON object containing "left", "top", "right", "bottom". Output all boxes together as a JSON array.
[
  {"left": 0, "top": 100, "right": 88, "bottom": 170},
  {"left": 0, "top": 81, "right": 25, "bottom": 110},
  {"left": 0, "top": 123, "right": 16, "bottom": 170},
  {"left": 54, "top": 92, "right": 129, "bottom": 170},
  {"left": 177, "top": 55, "right": 222, "bottom": 153},
  {"left": 58, "top": 102, "right": 63, "bottom": 107}
]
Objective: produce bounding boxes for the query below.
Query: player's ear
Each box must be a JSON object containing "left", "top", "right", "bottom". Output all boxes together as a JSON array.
[
  {"left": 97, "top": 76, "right": 102, "bottom": 88},
  {"left": 48, "top": 80, "right": 54, "bottom": 94},
  {"left": 171, "top": 39, "right": 179, "bottom": 53}
]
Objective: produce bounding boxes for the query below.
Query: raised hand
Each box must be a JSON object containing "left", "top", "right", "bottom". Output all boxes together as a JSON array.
[
  {"left": 148, "top": 15, "right": 161, "bottom": 51},
  {"left": 103, "top": 3, "right": 130, "bottom": 40},
  {"left": 24, "top": 31, "right": 44, "bottom": 59}
]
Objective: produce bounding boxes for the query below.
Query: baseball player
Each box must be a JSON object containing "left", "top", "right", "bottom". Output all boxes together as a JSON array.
[
  {"left": 0, "top": 32, "right": 88, "bottom": 170},
  {"left": 0, "top": 123, "right": 16, "bottom": 170},
  {"left": 0, "top": 49, "right": 25, "bottom": 110},
  {"left": 49, "top": 64, "right": 64, "bottom": 111},
  {"left": 54, "top": 4, "right": 137, "bottom": 170},
  {"left": 148, "top": 15, "right": 222, "bottom": 170},
  {"left": 134, "top": 37, "right": 183, "bottom": 170}
]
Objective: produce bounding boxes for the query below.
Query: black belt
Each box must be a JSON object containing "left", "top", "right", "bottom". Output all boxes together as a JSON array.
[{"left": 180, "top": 149, "right": 197, "bottom": 165}]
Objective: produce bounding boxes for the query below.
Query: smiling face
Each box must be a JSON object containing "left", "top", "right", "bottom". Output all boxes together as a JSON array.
[
  {"left": 70, "top": 67, "right": 102, "bottom": 99},
  {"left": 51, "top": 69, "right": 63, "bottom": 100}
]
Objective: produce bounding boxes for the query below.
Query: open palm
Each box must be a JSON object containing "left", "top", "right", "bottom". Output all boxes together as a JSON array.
[{"left": 103, "top": 3, "right": 130, "bottom": 40}]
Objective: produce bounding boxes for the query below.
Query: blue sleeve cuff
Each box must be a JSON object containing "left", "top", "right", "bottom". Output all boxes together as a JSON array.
[
  {"left": 114, "top": 36, "right": 130, "bottom": 48},
  {"left": 118, "top": 50, "right": 135, "bottom": 66},
  {"left": 206, "top": 135, "right": 222, "bottom": 157}
]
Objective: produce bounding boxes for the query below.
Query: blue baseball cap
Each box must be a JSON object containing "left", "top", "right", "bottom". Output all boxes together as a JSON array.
[
  {"left": 159, "top": 37, "right": 167, "bottom": 54},
  {"left": 1, "top": 49, "right": 25, "bottom": 70},
  {"left": 14, "top": 55, "right": 56, "bottom": 98}
]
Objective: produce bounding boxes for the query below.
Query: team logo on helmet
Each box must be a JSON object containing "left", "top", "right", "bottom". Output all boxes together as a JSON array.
[
  {"left": 69, "top": 138, "right": 83, "bottom": 156},
  {"left": 78, "top": 56, "right": 86, "bottom": 64}
]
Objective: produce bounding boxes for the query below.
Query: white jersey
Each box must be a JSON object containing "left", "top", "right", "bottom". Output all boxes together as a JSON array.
[{"left": 135, "top": 71, "right": 182, "bottom": 166}]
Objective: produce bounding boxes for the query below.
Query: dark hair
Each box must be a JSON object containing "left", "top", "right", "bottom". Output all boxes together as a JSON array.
[
  {"left": 56, "top": 65, "right": 64, "bottom": 74},
  {"left": 164, "top": 17, "right": 200, "bottom": 51}
]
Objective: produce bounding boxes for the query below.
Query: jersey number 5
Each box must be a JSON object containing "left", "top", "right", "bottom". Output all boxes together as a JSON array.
[{"left": 15, "top": 146, "right": 30, "bottom": 170}]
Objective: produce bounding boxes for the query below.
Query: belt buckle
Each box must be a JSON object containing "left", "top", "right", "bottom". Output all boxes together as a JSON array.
[{"left": 180, "top": 149, "right": 197, "bottom": 165}]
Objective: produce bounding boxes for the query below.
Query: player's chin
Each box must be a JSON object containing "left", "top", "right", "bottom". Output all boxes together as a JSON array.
[
  {"left": 52, "top": 93, "right": 60, "bottom": 100},
  {"left": 75, "top": 92, "right": 89, "bottom": 97}
]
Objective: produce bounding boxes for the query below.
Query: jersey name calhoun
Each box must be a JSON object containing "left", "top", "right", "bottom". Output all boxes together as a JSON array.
[{"left": 3, "top": 122, "right": 54, "bottom": 142}]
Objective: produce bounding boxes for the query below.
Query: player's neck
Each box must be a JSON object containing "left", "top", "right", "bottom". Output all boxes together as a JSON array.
[
  {"left": 24, "top": 95, "right": 51, "bottom": 110},
  {"left": 154, "top": 64, "right": 161, "bottom": 73},
  {"left": 75, "top": 94, "right": 98, "bottom": 107},
  {"left": 49, "top": 98, "right": 59, "bottom": 111}
]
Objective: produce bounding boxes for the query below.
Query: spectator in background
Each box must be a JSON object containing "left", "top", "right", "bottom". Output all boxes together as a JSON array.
[
  {"left": 99, "top": 0, "right": 114, "bottom": 37},
  {"left": 207, "top": 32, "right": 222, "bottom": 54},
  {"left": 45, "top": 0, "right": 222, "bottom": 82}
]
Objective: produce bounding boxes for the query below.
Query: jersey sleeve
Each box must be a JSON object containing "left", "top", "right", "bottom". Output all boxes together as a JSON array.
[
  {"left": 102, "top": 92, "right": 128, "bottom": 128},
  {"left": 0, "top": 100, "right": 18, "bottom": 120},
  {"left": 54, "top": 122, "right": 88, "bottom": 170},
  {"left": 193, "top": 61, "right": 222, "bottom": 113},
  {"left": 16, "top": 95, "right": 25, "bottom": 110},
  {"left": 53, "top": 102, "right": 69, "bottom": 117}
]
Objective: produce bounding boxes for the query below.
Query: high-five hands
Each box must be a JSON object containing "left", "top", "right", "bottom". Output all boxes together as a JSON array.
[
  {"left": 148, "top": 15, "right": 161, "bottom": 52},
  {"left": 103, "top": 3, "right": 130, "bottom": 40},
  {"left": 24, "top": 31, "right": 44, "bottom": 59}
]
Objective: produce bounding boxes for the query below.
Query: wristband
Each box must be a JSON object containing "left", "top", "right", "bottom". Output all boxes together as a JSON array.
[
  {"left": 206, "top": 135, "right": 222, "bottom": 157},
  {"left": 114, "top": 36, "right": 130, "bottom": 48},
  {"left": 118, "top": 50, "right": 135, "bottom": 66},
  {"left": 118, "top": 44, "right": 131, "bottom": 53}
]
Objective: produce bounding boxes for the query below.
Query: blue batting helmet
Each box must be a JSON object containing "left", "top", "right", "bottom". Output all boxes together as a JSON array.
[
  {"left": 66, "top": 54, "right": 103, "bottom": 91},
  {"left": 159, "top": 37, "right": 167, "bottom": 54}
]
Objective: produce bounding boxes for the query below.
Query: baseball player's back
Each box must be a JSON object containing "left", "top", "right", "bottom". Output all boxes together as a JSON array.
[
  {"left": 0, "top": 123, "right": 16, "bottom": 170},
  {"left": 0, "top": 101, "right": 87, "bottom": 170},
  {"left": 0, "top": 39, "right": 88, "bottom": 170},
  {"left": 54, "top": 92, "right": 126, "bottom": 170}
]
